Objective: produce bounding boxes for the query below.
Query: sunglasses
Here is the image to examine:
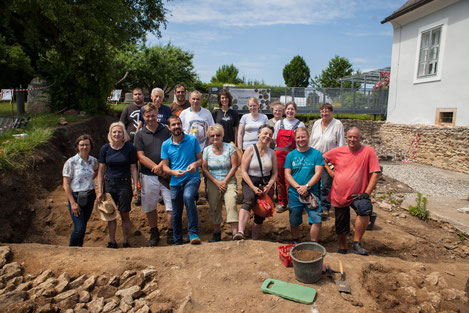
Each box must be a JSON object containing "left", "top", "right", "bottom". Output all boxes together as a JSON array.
[{"left": 210, "top": 134, "right": 222, "bottom": 138}]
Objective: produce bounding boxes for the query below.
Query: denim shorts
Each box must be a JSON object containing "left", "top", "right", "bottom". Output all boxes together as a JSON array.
[
  {"left": 288, "top": 192, "right": 322, "bottom": 227},
  {"left": 104, "top": 177, "right": 132, "bottom": 212}
]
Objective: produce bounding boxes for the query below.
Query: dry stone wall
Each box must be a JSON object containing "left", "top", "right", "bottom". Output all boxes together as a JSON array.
[{"left": 308, "top": 119, "right": 469, "bottom": 174}]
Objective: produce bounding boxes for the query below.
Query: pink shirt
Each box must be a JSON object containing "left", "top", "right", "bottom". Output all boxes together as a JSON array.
[{"left": 324, "top": 145, "right": 380, "bottom": 207}]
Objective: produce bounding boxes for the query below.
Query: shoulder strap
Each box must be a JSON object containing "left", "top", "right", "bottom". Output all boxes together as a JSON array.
[
  {"left": 279, "top": 120, "right": 285, "bottom": 129},
  {"left": 253, "top": 144, "right": 264, "bottom": 178},
  {"left": 293, "top": 120, "right": 301, "bottom": 130}
]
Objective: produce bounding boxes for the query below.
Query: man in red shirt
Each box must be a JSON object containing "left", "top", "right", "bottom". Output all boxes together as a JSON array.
[{"left": 324, "top": 127, "right": 380, "bottom": 255}]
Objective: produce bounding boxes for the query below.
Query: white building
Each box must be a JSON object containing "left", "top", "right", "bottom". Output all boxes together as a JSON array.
[{"left": 382, "top": 0, "right": 469, "bottom": 126}]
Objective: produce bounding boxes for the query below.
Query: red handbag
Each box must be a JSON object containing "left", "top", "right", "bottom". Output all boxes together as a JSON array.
[{"left": 253, "top": 193, "right": 274, "bottom": 218}]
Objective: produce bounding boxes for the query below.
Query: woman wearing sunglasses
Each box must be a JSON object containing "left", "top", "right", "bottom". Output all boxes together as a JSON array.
[{"left": 202, "top": 124, "right": 239, "bottom": 242}]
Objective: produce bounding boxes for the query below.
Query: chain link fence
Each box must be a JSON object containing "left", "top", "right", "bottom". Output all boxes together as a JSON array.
[{"left": 208, "top": 86, "right": 388, "bottom": 115}]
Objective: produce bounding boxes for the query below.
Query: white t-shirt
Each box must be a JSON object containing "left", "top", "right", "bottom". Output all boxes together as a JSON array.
[
  {"left": 239, "top": 113, "right": 269, "bottom": 150},
  {"left": 309, "top": 118, "right": 345, "bottom": 153},
  {"left": 273, "top": 118, "right": 305, "bottom": 139},
  {"left": 180, "top": 107, "right": 215, "bottom": 151}
]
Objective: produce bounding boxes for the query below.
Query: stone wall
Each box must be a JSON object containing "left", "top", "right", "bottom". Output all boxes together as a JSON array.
[{"left": 308, "top": 119, "right": 469, "bottom": 174}]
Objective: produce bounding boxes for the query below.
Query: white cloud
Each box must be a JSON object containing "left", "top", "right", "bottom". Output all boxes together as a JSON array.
[
  {"left": 166, "top": 0, "right": 360, "bottom": 27},
  {"left": 343, "top": 30, "right": 393, "bottom": 37}
]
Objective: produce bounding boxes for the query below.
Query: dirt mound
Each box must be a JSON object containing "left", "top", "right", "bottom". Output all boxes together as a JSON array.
[{"left": 0, "top": 116, "right": 115, "bottom": 243}]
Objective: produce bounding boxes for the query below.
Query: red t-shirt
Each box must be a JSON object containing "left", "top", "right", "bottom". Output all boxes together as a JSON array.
[{"left": 324, "top": 145, "right": 380, "bottom": 207}]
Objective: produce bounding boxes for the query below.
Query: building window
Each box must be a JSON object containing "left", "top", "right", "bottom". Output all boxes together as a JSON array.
[
  {"left": 435, "top": 109, "right": 456, "bottom": 126},
  {"left": 413, "top": 19, "right": 447, "bottom": 84},
  {"left": 417, "top": 26, "right": 441, "bottom": 78}
]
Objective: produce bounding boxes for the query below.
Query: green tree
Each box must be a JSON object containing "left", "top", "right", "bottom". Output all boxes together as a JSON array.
[
  {"left": 137, "top": 44, "right": 195, "bottom": 95},
  {"left": 312, "top": 56, "right": 356, "bottom": 88},
  {"left": 282, "top": 55, "right": 310, "bottom": 87},
  {"left": 0, "top": 0, "right": 168, "bottom": 113},
  {"left": 0, "top": 37, "right": 34, "bottom": 88},
  {"left": 211, "top": 64, "right": 244, "bottom": 85}
]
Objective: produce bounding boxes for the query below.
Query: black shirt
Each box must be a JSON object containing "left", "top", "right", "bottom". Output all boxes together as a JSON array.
[
  {"left": 133, "top": 123, "right": 171, "bottom": 176},
  {"left": 212, "top": 108, "right": 239, "bottom": 144}
]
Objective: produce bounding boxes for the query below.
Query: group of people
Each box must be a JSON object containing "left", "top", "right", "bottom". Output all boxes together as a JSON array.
[{"left": 63, "top": 86, "right": 380, "bottom": 256}]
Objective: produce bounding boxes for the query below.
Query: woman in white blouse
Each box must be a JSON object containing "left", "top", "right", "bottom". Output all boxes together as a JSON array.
[
  {"left": 309, "top": 103, "right": 345, "bottom": 216},
  {"left": 63, "top": 134, "right": 98, "bottom": 247},
  {"left": 237, "top": 97, "right": 269, "bottom": 151}
]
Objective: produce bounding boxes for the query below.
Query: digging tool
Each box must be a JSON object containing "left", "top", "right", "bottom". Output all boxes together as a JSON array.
[{"left": 334, "top": 261, "right": 351, "bottom": 294}]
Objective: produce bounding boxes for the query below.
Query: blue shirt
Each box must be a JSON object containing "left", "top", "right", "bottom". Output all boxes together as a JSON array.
[
  {"left": 284, "top": 147, "right": 324, "bottom": 197},
  {"left": 139, "top": 104, "right": 172, "bottom": 126},
  {"left": 161, "top": 134, "right": 201, "bottom": 186},
  {"left": 202, "top": 143, "right": 235, "bottom": 181},
  {"left": 99, "top": 142, "right": 137, "bottom": 179}
]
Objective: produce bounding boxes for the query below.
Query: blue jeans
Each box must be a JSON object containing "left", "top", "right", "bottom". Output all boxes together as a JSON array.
[
  {"left": 320, "top": 171, "right": 333, "bottom": 212},
  {"left": 170, "top": 178, "right": 201, "bottom": 244},
  {"left": 68, "top": 190, "right": 96, "bottom": 246}
]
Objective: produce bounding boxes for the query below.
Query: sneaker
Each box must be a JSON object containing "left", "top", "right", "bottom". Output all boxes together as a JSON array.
[
  {"left": 166, "top": 229, "right": 174, "bottom": 245},
  {"left": 147, "top": 227, "right": 160, "bottom": 247},
  {"left": 189, "top": 234, "right": 201, "bottom": 245},
  {"left": 351, "top": 242, "right": 368, "bottom": 256},
  {"left": 107, "top": 242, "right": 118, "bottom": 249},
  {"left": 209, "top": 232, "right": 221, "bottom": 243},
  {"left": 122, "top": 242, "right": 131, "bottom": 248},
  {"left": 337, "top": 249, "right": 348, "bottom": 254},
  {"left": 233, "top": 232, "right": 244, "bottom": 240},
  {"left": 276, "top": 204, "right": 287, "bottom": 213}
]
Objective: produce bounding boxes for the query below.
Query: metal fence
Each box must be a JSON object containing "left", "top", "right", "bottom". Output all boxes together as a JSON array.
[{"left": 208, "top": 86, "right": 388, "bottom": 115}]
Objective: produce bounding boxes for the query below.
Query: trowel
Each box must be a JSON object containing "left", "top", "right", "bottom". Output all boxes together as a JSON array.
[{"left": 334, "top": 261, "right": 351, "bottom": 294}]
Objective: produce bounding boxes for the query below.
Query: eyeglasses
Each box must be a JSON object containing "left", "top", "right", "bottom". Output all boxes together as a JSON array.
[{"left": 210, "top": 134, "right": 222, "bottom": 138}]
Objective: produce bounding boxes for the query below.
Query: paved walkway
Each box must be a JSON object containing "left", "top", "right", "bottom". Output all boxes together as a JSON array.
[{"left": 382, "top": 162, "right": 469, "bottom": 235}]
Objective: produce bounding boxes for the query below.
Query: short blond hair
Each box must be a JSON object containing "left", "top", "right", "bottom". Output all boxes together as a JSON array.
[
  {"left": 248, "top": 97, "right": 259, "bottom": 106},
  {"left": 107, "top": 121, "right": 130, "bottom": 143},
  {"left": 269, "top": 101, "right": 285, "bottom": 113},
  {"left": 207, "top": 123, "right": 224, "bottom": 137}
]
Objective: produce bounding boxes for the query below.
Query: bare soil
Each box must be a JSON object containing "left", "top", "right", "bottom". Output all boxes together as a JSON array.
[
  {"left": 2, "top": 116, "right": 469, "bottom": 312},
  {"left": 291, "top": 249, "right": 323, "bottom": 262}
]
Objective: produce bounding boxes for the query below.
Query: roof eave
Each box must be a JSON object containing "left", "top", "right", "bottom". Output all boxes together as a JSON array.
[{"left": 381, "top": 0, "right": 435, "bottom": 24}]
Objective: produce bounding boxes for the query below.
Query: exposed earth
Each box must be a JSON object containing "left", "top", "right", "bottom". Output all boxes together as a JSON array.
[{"left": 1, "top": 116, "right": 468, "bottom": 312}]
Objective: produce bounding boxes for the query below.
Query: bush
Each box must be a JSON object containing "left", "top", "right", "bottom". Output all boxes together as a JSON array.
[{"left": 408, "top": 193, "right": 429, "bottom": 221}]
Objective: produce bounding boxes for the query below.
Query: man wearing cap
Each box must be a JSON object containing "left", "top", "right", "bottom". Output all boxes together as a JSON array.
[
  {"left": 284, "top": 127, "right": 324, "bottom": 243},
  {"left": 170, "top": 84, "right": 190, "bottom": 116},
  {"left": 161, "top": 115, "right": 202, "bottom": 245},
  {"left": 323, "top": 127, "right": 380, "bottom": 255},
  {"left": 134, "top": 103, "right": 172, "bottom": 246}
]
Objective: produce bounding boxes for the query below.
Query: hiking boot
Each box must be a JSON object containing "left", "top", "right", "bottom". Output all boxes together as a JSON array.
[
  {"left": 209, "top": 232, "right": 221, "bottom": 243},
  {"left": 351, "top": 242, "right": 368, "bottom": 256},
  {"left": 107, "top": 242, "right": 118, "bottom": 249},
  {"left": 147, "top": 227, "right": 160, "bottom": 247},
  {"left": 122, "top": 242, "right": 131, "bottom": 248},
  {"left": 189, "top": 234, "right": 201, "bottom": 245},
  {"left": 337, "top": 249, "right": 348, "bottom": 254},
  {"left": 276, "top": 204, "right": 287, "bottom": 213},
  {"left": 233, "top": 232, "right": 244, "bottom": 240},
  {"left": 166, "top": 229, "right": 174, "bottom": 245}
]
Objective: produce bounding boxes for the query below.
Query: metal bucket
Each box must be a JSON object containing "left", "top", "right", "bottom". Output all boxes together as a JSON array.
[{"left": 290, "top": 242, "right": 326, "bottom": 284}]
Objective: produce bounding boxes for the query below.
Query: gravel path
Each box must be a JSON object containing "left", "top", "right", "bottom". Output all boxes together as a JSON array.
[{"left": 381, "top": 162, "right": 469, "bottom": 198}]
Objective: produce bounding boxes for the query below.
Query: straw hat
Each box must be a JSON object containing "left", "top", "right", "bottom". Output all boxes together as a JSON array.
[{"left": 95, "top": 193, "right": 118, "bottom": 221}]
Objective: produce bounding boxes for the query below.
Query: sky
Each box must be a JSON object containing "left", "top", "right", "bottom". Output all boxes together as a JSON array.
[{"left": 147, "top": 0, "right": 405, "bottom": 86}]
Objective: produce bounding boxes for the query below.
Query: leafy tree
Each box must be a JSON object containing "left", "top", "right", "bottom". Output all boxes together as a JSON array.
[
  {"left": 211, "top": 64, "right": 244, "bottom": 85},
  {"left": 0, "top": 37, "right": 34, "bottom": 88},
  {"left": 312, "top": 56, "right": 357, "bottom": 88},
  {"left": 282, "top": 55, "right": 310, "bottom": 87},
  {"left": 0, "top": 0, "right": 168, "bottom": 113},
  {"left": 118, "top": 43, "right": 196, "bottom": 95}
]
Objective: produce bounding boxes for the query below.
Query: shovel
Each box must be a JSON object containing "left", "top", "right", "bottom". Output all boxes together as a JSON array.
[{"left": 334, "top": 261, "right": 351, "bottom": 294}]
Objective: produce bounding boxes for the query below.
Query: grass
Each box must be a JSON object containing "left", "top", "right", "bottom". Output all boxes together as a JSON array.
[
  {"left": 0, "top": 102, "right": 87, "bottom": 170},
  {"left": 409, "top": 193, "right": 430, "bottom": 221}
]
